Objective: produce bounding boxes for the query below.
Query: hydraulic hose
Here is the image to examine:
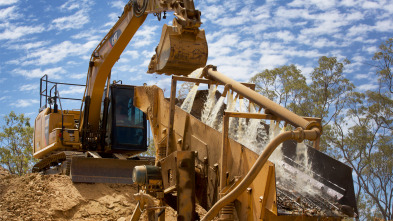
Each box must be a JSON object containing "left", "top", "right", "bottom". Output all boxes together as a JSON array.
[
  {"left": 201, "top": 128, "right": 320, "bottom": 221},
  {"left": 133, "top": 0, "right": 148, "bottom": 17}
]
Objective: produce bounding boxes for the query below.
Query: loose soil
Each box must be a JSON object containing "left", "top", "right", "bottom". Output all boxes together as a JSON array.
[{"left": 0, "top": 168, "right": 199, "bottom": 221}]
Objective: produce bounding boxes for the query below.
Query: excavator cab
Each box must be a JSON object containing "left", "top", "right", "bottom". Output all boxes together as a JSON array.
[{"left": 105, "top": 84, "right": 147, "bottom": 152}]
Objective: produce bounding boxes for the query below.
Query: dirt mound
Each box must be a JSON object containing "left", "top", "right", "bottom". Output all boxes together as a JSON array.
[
  {"left": 0, "top": 166, "right": 9, "bottom": 178},
  {"left": 0, "top": 173, "right": 184, "bottom": 221}
]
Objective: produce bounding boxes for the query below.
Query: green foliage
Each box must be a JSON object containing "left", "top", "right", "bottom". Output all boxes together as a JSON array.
[
  {"left": 0, "top": 111, "right": 35, "bottom": 175},
  {"left": 307, "top": 56, "right": 354, "bottom": 152},
  {"left": 308, "top": 56, "right": 354, "bottom": 126},
  {"left": 139, "top": 137, "right": 156, "bottom": 157},
  {"left": 250, "top": 57, "right": 353, "bottom": 151},
  {"left": 250, "top": 64, "right": 307, "bottom": 109},
  {"left": 250, "top": 51, "right": 392, "bottom": 220},
  {"left": 250, "top": 57, "right": 353, "bottom": 127},
  {"left": 328, "top": 91, "right": 393, "bottom": 220},
  {"left": 145, "top": 137, "right": 156, "bottom": 157},
  {"left": 373, "top": 37, "right": 393, "bottom": 93}
]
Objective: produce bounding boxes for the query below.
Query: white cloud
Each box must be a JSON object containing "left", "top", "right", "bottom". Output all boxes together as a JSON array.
[
  {"left": 216, "top": 15, "right": 249, "bottom": 27},
  {"left": 259, "top": 42, "right": 321, "bottom": 59},
  {"left": 141, "top": 50, "right": 155, "bottom": 59},
  {"left": 107, "top": 12, "right": 119, "bottom": 23},
  {"left": 128, "top": 73, "right": 143, "bottom": 82},
  {"left": 347, "top": 24, "right": 373, "bottom": 37},
  {"left": 0, "top": 5, "right": 19, "bottom": 20},
  {"left": 70, "top": 73, "right": 86, "bottom": 79},
  {"left": 362, "top": 45, "right": 378, "bottom": 54},
  {"left": 263, "top": 31, "right": 295, "bottom": 42},
  {"left": 13, "top": 67, "right": 66, "bottom": 79},
  {"left": 362, "top": 1, "right": 380, "bottom": 9},
  {"left": 210, "top": 4, "right": 270, "bottom": 27},
  {"left": 51, "top": 9, "right": 89, "bottom": 30},
  {"left": 355, "top": 74, "right": 370, "bottom": 79},
  {"left": 0, "top": 96, "right": 10, "bottom": 101},
  {"left": 147, "top": 76, "right": 171, "bottom": 92},
  {"left": 288, "top": 0, "right": 336, "bottom": 10},
  {"left": 208, "top": 33, "right": 240, "bottom": 57},
  {"left": 14, "top": 40, "right": 99, "bottom": 66},
  {"left": 238, "top": 40, "right": 256, "bottom": 49},
  {"left": 71, "top": 30, "right": 101, "bottom": 41},
  {"left": 115, "top": 65, "right": 137, "bottom": 73},
  {"left": 60, "top": 3, "right": 79, "bottom": 11},
  {"left": 7, "top": 41, "right": 50, "bottom": 50},
  {"left": 132, "top": 25, "right": 159, "bottom": 48},
  {"left": 19, "top": 84, "right": 38, "bottom": 91},
  {"left": 297, "top": 64, "right": 314, "bottom": 84},
  {"left": 123, "top": 50, "right": 139, "bottom": 59},
  {"left": 374, "top": 19, "right": 393, "bottom": 32},
  {"left": 300, "top": 12, "right": 348, "bottom": 36},
  {"left": 0, "top": 0, "right": 18, "bottom": 6},
  {"left": 111, "top": 0, "right": 126, "bottom": 10},
  {"left": 274, "top": 6, "right": 311, "bottom": 20},
  {"left": 10, "top": 99, "right": 39, "bottom": 108},
  {"left": 259, "top": 54, "right": 288, "bottom": 70},
  {"left": 60, "top": 0, "right": 91, "bottom": 11},
  {"left": 60, "top": 86, "right": 85, "bottom": 95},
  {"left": 0, "top": 25, "right": 45, "bottom": 40},
  {"left": 346, "top": 11, "right": 364, "bottom": 21},
  {"left": 357, "top": 83, "right": 378, "bottom": 91},
  {"left": 311, "top": 38, "right": 339, "bottom": 48},
  {"left": 346, "top": 55, "right": 366, "bottom": 73},
  {"left": 201, "top": 5, "right": 225, "bottom": 21}
]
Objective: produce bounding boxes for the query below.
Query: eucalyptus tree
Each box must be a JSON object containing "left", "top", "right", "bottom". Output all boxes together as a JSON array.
[{"left": 0, "top": 111, "right": 35, "bottom": 175}]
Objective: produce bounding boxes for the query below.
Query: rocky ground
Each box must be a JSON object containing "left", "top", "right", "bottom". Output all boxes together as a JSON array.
[{"left": 0, "top": 167, "right": 191, "bottom": 221}]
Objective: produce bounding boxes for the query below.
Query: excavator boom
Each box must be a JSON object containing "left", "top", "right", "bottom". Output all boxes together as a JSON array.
[
  {"left": 33, "top": 0, "right": 207, "bottom": 184},
  {"left": 82, "top": 0, "right": 208, "bottom": 134}
]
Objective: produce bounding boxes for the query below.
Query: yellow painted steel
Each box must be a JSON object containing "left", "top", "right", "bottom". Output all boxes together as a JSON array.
[
  {"left": 133, "top": 85, "right": 341, "bottom": 221},
  {"left": 147, "top": 23, "right": 208, "bottom": 75},
  {"left": 33, "top": 108, "right": 80, "bottom": 159},
  {"left": 84, "top": 14, "right": 148, "bottom": 131},
  {"left": 34, "top": 0, "right": 208, "bottom": 159},
  {"left": 203, "top": 67, "right": 322, "bottom": 132},
  {"left": 81, "top": 0, "right": 208, "bottom": 132}
]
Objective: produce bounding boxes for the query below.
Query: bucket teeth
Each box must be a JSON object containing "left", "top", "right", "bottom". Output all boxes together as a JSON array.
[{"left": 147, "top": 24, "right": 208, "bottom": 76}]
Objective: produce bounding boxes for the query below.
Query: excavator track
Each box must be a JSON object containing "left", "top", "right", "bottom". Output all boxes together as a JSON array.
[
  {"left": 33, "top": 151, "right": 154, "bottom": 184},
  {"left": 70, "top": 156, "right": 155, "bottom": 184},
  {"left": 32, "top": 151, "right": 85, "bottom": 175}
]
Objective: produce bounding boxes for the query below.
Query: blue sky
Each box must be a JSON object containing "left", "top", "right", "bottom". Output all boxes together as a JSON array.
[{"left": 0, "top": 0, "right": 392, "bottom": 123}]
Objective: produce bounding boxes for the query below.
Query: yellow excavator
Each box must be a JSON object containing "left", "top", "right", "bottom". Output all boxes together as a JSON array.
[
  {"left": 32, "top": 0, "right": 208, "bottom": 183},
  {"left": 33, "top": 0, "right": 358, "bottom": 220}
]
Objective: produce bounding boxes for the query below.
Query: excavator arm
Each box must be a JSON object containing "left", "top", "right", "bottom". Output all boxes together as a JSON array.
[{"left": 80, "top": 0, "right": 208, "bottom": 143}]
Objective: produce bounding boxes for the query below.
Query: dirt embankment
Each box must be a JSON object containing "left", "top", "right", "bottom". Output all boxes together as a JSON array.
[{"left": 0, "top": 168, "right": 182, "bottom": 221}]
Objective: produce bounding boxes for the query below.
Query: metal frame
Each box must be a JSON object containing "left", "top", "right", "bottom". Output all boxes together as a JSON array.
[
  {"left": 39, "top": 74, "right": 85, "bottom": 112},
  {"left": 166, "top": 75, "right": 257, "bottom": 157}
]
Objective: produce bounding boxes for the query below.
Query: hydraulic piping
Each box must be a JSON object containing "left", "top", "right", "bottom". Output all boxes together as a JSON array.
[
  {"left": 201, "top": 127, "right": 320, "bottom": 221},
  {"left": 201, "top": 66, "right": 322, "bottom": 132}
]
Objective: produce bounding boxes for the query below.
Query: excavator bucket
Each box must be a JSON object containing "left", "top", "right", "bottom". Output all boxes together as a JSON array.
[{"left": 147, "top": 23, "right": 208, "bottom": 76}]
